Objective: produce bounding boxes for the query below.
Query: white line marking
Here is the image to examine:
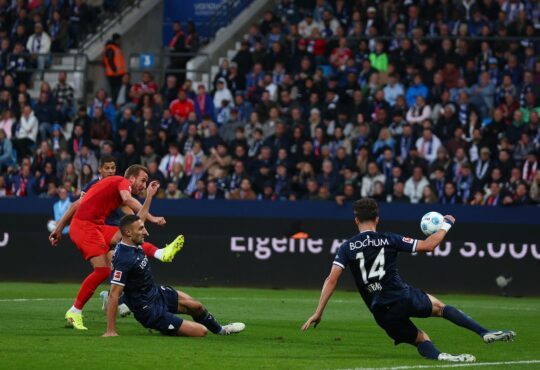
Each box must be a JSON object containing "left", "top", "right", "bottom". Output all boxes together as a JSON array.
[{"left": 340, "top": 360, "right": 540, "bottom": 370}]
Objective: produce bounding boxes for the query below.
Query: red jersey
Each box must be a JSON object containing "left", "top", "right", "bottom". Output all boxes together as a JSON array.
[
  {"left": 169, "top": 98, "right": 195, "bottom": 120},
  {"left": 73, "top": 176, "right": 131, "bottom": 224}
]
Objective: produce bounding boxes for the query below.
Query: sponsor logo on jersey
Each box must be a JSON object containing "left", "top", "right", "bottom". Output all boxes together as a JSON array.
[
  {"left": 112, "top": 270, "right": 122, "bottom": 281},
  {"left": 402, "top": 237, "right": 414, "bottom": 244}
]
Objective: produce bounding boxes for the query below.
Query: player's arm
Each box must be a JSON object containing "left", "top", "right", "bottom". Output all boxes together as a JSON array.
[
  {"left": 416, "top": 215, "right": 455, "bottom": 253},
  {"left": 103, "top": 284, "right": 123, "bottom": 337},
  {"left": 137, "top": 181, "right": 160, "bottom": 223},
  {"left": 48, "top": 198, "right": 80, "bottom": 246},
  {"left": 119, "top": 190, "right": 166, "bottom": 226},
  {"left": 301, "top": 265, "right": 343, "bottom": 331}
]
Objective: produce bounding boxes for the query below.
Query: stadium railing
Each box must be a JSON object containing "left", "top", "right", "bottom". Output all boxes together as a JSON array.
[
  {"left": 127, "top": 52, "right": 212, "bottom": 87},
  {"left": 206, "top": 0, "right": 256, "bottom": 40}
]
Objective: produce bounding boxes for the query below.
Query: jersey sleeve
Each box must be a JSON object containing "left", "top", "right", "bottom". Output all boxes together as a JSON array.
[
  {"left": 110, "top": 257, "right": 133, "bottom": 286},
  {"left": 386, "top": 232, "right": 418, "bottom": 253},
  {"left": 333, "top": 242, "right": 349, "bottom": 269},
  {"left": 118, "top": 178, "right": 132, "bottom": 193}
]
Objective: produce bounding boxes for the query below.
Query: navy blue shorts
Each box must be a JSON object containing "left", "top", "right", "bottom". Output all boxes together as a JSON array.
[
  {"left": 133, "top": 285, "right": 183, "bottom": 335},
  {"left": 372, "top": 286, "right": 432, "bottom": 345}
]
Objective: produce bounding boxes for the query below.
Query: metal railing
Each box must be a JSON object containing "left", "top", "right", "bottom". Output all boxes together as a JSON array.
[
  {"left": 207, "top": 0, "right": 255, "bottom": 39},
  {"left": 6, "top": 52, "right": 89, "bottom": 102},
  {"left": 285, "top": 35, "right": 540, "bottom": 55},
  {"left": 127, "top": 52, "right": 212, "bottom": 87},
  {"left": 78, "top": 0, "right": 143, "bottom": 52}
]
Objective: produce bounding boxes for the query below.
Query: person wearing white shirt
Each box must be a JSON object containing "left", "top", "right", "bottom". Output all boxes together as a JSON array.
[
  {"left": 361, "top": 162, "right": 386, "bottom": 197},
  {"left": 416, "top": 127, "right": 441, "bottom": 164},
  {"left": 14, "top": 105, "right": 38, "bottom": 158},
  {"left": 406, "top": 95, "right": 432, "bottom": 125},
  {"left": 298, "top": 14, "right": 321, "bottom": 38},
  {"left": 26, "top": 23, "right": 51, "bottom": 70},
  {"left": 159, "top": 142, "right": 184, "bottom": 178},
  {"left": 383, "top": 74, "right": 405, "bottom": 106},
  {"left": 404, "top": 166, "right": 430, "bottom": 204}
]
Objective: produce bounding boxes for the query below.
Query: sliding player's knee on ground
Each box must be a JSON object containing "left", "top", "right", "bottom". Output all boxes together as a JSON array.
[
  {"left": 177, "top": 320, "right": 208, "bottom": 337},
  {"left": 428, "top": 294, "right": 445, "bottom": 317}
]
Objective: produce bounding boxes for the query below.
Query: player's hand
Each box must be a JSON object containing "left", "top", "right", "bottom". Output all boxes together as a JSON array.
[
  {"left": 146, "top": 180, "right": 160, "bottom": 198},
  {"left": 154, "top": 217, "right": 166, "bottom": 226},
  {"left": 148, "top": 215, "right": 166, "bottom": 226},
  {"left": 48, "top": 229, "right": 62, "bottom": 247},
  {"left": 443, "top": 215, "right": 456, "bottom": 224},
  {"left": 102, "top": 330, "right": 118, "bottom": 337},
  {"left": 301, "top": 313, "right": 321, "bottom": 331}
]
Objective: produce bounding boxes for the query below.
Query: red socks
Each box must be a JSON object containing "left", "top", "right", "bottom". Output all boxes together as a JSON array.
[
  {"left": 142, "top": 242, "right": 159, "bottom": 258},
  {"left": 73, "top": 267, "right": 111, "bottom": 310}
]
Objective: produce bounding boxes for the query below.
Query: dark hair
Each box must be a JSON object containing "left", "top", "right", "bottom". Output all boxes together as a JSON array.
[
  {"left": 99, "top": 154, "right": 116, "bottom": 167},
  {"left": 353, "top": 198, "right": 379, "bottom": 222},
  {"left": 124, "top": 164, "right": 148, "bottom": 178},
  {"left": 119, "top": 215, "right": 140, "bottom": 234}
]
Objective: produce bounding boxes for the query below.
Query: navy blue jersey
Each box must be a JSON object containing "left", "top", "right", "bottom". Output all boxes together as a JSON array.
[
  {"left": 334, "top": 231, "right": 418, "bottom": 312},
  {"left": 110, "top": 242, "right": 160, "bottom": 313},
  {"left": 82, "top": 177, "right": 124, "bottom": 226}
]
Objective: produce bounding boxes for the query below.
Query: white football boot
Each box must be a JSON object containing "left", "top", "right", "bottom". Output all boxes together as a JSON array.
[
  {"left": 220, "top": 322, "right": 246, "bottom": 335},
  {"left": 483, "top": 330, "right": 516, "bottom": 343},
  {"left": 438, "top": 353, "right": 476, "bottom": 362}
]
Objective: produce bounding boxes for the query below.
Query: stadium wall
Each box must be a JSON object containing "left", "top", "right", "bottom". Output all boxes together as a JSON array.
[{"left": 0, "top": 199, "right": 538, "bottom": 296}]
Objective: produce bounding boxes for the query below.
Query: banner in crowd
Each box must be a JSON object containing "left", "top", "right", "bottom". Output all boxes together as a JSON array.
[
  {"left": 1, "top": 210, "right": 538, "bottom": 296},
  {"left": 163, "top": 0, "right": 225, "bottom": 42}
]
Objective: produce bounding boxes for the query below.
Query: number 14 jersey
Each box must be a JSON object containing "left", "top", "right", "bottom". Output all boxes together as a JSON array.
[{"left": 333, "top": 230, "right": 419, "bottom": 312}]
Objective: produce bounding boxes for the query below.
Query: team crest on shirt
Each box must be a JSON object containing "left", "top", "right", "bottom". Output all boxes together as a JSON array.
[
  {"left": 402, "top": 237, "right": 414, "bottom": 243},
  {"left": 113, "top": 270, "right": 122, "bottom": 281}
]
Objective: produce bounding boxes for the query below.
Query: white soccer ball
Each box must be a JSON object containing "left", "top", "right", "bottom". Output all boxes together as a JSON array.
[
  {"left": 420, "top": 212, "right": 444, "bottom": 236},
  {"left": 47, "top": 219, "right": 57, "bottom": 233}
]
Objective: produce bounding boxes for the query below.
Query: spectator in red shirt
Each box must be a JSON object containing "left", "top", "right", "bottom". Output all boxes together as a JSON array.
[
  {"left": 169, "top": 89, "right": 195, "bottom": 121},
  {"left": 129, "top": 71, "right": 158, "bottom": 105}
]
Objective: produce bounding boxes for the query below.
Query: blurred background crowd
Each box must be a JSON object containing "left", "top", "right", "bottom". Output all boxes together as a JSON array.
[{"left": 0, "top": 0, "right": 539, "bottom": 206}]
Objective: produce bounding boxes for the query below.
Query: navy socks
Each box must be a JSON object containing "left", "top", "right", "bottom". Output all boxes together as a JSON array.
[
  {"left": 442, "top": 305, "right": 488, "bottom": 336},
  {"left": 194, "top": 309, "right": 223, "bottom": 334},
  {"left": 417, "top": 341, "right": 441, "bottom": 359}
]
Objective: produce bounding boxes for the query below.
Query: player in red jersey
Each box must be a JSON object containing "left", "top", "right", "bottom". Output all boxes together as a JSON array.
[
  {"left": 49, "top": 157, "right": 183, "bottom": 319},
  {"left": 50, "top": 155, "right": 179, "bottom": 262},
  {"left": 49, "top": 164, "right": 182, "bottom": 330}
]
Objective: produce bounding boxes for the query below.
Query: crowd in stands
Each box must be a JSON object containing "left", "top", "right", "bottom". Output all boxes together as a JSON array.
[{"left": 0, "top": 0, "right": 540, "bottom": 206}]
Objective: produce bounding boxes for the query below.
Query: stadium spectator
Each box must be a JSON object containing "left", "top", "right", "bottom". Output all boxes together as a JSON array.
[
  {"left": 404, "top": 166, "right": 429, "bottom": 204},
  {"left": 53, "top": 186, "right": 71, "bottom": 234},
  {"left": 26, "top": 22, "right": 51, "bottom": 71},
  {"left": 103, "top": 33, "right": 127, "bottom": 101}
]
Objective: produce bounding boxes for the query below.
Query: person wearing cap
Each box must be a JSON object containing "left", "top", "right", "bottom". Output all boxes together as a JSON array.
[{"left": 26, "top": 22, "right": 51, "bottom": 71}]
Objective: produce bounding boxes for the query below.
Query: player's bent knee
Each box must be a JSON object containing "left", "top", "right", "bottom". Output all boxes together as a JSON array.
[
  {"left": 177, "top": 321, "right": 207, "bottom": 337},
  {"left": 415, "top": 330, "right": 430, "bottom": 344}
]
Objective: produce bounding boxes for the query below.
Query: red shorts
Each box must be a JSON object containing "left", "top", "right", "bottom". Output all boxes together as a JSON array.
[
  {"left": 69, "top": 219, "right": 118, "bottom": 260},
  {"left": 101, "top": 225, "right": 119, "bottom": 246}
]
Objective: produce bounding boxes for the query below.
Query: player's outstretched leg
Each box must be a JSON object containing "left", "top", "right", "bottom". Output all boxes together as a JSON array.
[
  {"left": 142, "top": 235, "right": 184, "bottom": 263},
  {"left": 428, "top": 294, "right": 516, "bottom": 344},
  {"left": 415, "top": 330, "right": 476, "bottom": 363},
  {"left": 66, "top": 255, "right": 111, "bottom": 330},
  {"left": 176, "top": 290, "right": 245, "bottom": 335}
]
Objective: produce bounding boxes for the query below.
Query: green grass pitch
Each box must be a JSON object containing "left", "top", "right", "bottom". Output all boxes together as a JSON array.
[{"left": 0, "top": 283, "right": 538, "bottom": 370}]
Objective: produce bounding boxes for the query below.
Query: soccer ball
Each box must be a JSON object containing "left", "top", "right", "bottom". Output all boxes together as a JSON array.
[
  {"left": 420, "top": 212, "right": 444, "bottom": 236},
  {"left": 47, "top": 220, "right": 57, "bottom": 233}
]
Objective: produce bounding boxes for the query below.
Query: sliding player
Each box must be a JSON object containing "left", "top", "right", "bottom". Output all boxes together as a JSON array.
[
  {"left": 49, "top": 165, "right": 180, "bottom": 330},
  {"left": 302, "top": 198, "right": 515, "bottom": 363},
  {"left": 103, "top": 213, "right": 246, "bottom": 337}
]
